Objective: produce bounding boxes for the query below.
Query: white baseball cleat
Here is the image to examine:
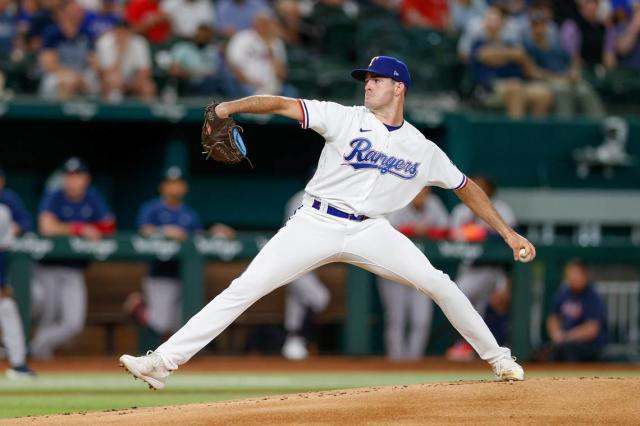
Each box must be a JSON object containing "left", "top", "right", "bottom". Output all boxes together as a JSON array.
[
  {"left": 119, "top": 351, "right": 172, "bottom": 390},
  {"left": 282, "top": 336, "right": 309, "bottom": 361},
  {"left": 492, "top": 356, "right": 524, "bottom": 381}
]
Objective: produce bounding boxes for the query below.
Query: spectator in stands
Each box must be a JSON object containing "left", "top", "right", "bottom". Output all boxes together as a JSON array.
[
  {"left": 400, "top": 0, "right": 449, "bottom": 30},
  {"left": 500, "top": 0, "right": 530, "bottom": 31},
  {"left": 458, "top": 3, "right": 521, "bottom": 62},
  {"left": 605, "top": 0, "right": 640, "bottom": 71},
  {"left": 161, "top": 0, "right": 215, "bottom": 40},
  {"left": 125, "top": 0, "right": 170, "bottom": 45},
  {"left": 0, "top": 166, "right": 35, "bottom": 379},
  {"left": 450, "top": 0, "right": 487, "bottom": 34},
  {"left": 525, "top": 5, "right": 605, "bottom": 117},
  {"left": 215, "top": 0, "right": 272, "bottom": 39},
  {"left": 0, "top": 0, "right": 18, "bottom": 95},
  {"left": 561, "top": 0, "right": 614, "bottom": 76},
  {"left": 24, "top": 0, "right": 63, "bottom": 51},
  {"left": 446, "top": 176, "right": 515, "bottom": 361},
  {"left": 38, "top": 0, "right": 99, "bottom": 99},
  {"left": 168, "top": 23, "right": 246, "bottom": 97},
  {"left": 125, "top": 167, "right": 234, "bottom": 339},
  {"left": 378, "top": 187, "right": 449, "bottom": 361},
  {"left": 31, "top": 157, "right": 115, "bottom": 359},
  {"left": 85, "top": 0, "right": 120, "bottom": 40},
  {"left": 96, "top": 19, "right": 156, "bottom": 102},
  {"left": 468, "top": 6, "right": 554, "bottom": 118},
  {"left": 226, "top": 10, "right": 296, "bottom": 96},
  {"left": 274, "top": 0, "right": 305, "bottom": 45},
  {"left": 546, "top": 259, "right": 607, "bottom": 362}
]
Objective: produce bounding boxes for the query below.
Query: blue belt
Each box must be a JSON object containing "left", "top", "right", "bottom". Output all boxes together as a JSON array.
[{"left": 312, "top": 200, "right": 369, "bottom": 222}]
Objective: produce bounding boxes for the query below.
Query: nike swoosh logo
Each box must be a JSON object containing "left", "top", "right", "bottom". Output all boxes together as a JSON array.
[{"left": 359, "top": 128, "right": 372, "bottom": 132}]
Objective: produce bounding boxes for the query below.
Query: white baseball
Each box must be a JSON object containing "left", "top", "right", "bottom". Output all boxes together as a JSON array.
[{"left": 519, "top": 248, "right": 527, "bottom": 260}]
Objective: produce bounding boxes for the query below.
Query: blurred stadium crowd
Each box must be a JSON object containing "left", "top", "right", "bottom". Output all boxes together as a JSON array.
[{"left": 0, "top": 0, "right": 640, "bottom": 117}]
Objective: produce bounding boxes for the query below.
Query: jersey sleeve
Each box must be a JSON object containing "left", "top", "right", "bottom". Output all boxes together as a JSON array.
[
  {"left": 424, "top": 145, "right": 467, "bottom": 190},
  {"left": 297, "top": 99, "right": 351, "bottom": 142}
]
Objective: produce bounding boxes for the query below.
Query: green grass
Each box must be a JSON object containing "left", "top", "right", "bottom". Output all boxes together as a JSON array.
[{"left": 1, "top": 370, "right": 639, "bottom": 419}]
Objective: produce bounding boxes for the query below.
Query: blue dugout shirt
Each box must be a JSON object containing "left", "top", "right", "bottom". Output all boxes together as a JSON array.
[{"left": 137, "top": 198, "right": 202, "bottom": 278}]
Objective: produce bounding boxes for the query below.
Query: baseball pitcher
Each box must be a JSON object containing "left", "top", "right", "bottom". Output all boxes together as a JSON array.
[{"left": 121, "top": 56, "right": 535, "bottom": 389}]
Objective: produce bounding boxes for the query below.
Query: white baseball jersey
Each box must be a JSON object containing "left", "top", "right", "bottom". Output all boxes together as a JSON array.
[{"left": 298, "top": 100, "right": 467, "bottom": 218}]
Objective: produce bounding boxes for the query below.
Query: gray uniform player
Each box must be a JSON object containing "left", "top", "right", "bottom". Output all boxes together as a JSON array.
[
  {"left": 281, "top": 190, "right": 331, "bottom": 360},
  {"left": 32, "top": 158, "right": 115, "bottom": 359},
  {"left": 378, "top": 187, "right": 449, "bottom": 360},
  {"left": 127, "top": 168, "right": 204, "bottom": 336},
  {"left": 447, "top": 176, "right": 516, "bottom": 361},
  {"left": 0, "top": 204, "right": 35, "bottom": 377}
]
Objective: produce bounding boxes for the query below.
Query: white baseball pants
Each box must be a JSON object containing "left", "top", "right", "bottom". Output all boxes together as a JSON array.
[{"left": 157, "top": 204, "right": 510, "bottom": 369}]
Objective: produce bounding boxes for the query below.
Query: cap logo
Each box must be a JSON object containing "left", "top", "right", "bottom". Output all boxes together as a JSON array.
[
  {"left": 393, "top": 70, "right": 399, "bottom": 76},
  {"left": 369, "top": 56, "right": 378, "bottom": 67},
  {"left": 67, "top": 159, "right": 79, "bottom": 170}
]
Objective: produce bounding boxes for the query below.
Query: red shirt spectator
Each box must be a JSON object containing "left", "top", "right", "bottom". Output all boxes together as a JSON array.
[
  {"left": 125, "top": 0, "right": 170, "bottom": 44},
  {"left": 401, "top": 0, "right": 449, "bottom": 30}
]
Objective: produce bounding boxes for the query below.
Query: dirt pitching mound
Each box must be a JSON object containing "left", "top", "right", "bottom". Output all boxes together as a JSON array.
[{"left": 9, "top": 378, "right": 640, "bottom": 425}]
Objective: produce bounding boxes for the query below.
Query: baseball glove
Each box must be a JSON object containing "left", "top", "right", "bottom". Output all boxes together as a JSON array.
[{"left": 201, "top": 102, "right": 252, "bottom": 166}]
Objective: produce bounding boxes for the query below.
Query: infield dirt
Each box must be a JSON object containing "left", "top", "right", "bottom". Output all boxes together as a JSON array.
[{"left": 8, "top": 377, "right": 640, "bottom": 425}]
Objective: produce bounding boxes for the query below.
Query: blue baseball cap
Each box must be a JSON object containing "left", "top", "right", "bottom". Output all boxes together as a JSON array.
[
  {"left": 62, "top": 157, "right": 90, "bottom": 174},
  {"left": 351, "top": 56, "right": 412, "bottom": 88}
]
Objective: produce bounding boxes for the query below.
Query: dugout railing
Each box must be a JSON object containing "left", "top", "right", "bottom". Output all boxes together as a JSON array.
[{"left": 9, "top": 233, "right": 640, "bottom": 360}]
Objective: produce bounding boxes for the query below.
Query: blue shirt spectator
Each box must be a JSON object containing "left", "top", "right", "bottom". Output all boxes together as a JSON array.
[
  {"left": 84, "top": 10, "right": 120, "bottom": 40},
  {"left": 552, "top": 283, "right": 607, "bottom": 347},
  {"left": 215, "top": 0, "right": 271, "bottom": 38},
  {"left": 547, "top": 260, "right": 607, "bottom": 362},
  {"left": 41, "top": 20, "right": 94, "bottom": 71},
  {"left": 525, "top": 35, "right": 570, "bottom": 72},
  {"left": 470, "top": 38, "right": 524, "bottom": 89},
  {"left": 39, "top": 186, "right": 111, "bottom": 223},
  {"left": 0, "top": 0, "right": 18, "bottom": 59},
  {"left": 605, "top": 2, "right": 640, "bottom": 71},
  {"left": 137, "top": 170, "right": 202, "bottom": 278},
  {"left": 38, "top": 158, "right": 115, "bottom": 267}
]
